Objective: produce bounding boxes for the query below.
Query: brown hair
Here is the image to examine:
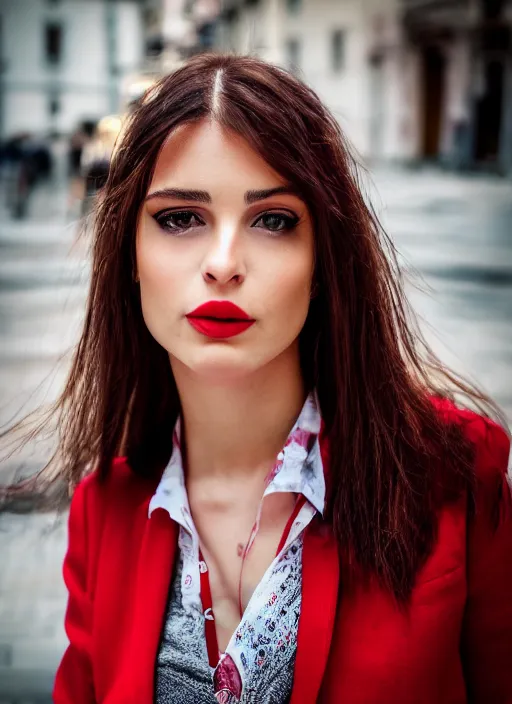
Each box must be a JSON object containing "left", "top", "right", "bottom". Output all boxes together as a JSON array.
[{"left": 3, "top": 54, "right": 508, "bottom": 599}]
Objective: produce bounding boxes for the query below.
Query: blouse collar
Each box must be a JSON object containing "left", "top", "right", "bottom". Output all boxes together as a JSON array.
[{"left": 148, "top": 391, "right": 325, "bottom": 523}]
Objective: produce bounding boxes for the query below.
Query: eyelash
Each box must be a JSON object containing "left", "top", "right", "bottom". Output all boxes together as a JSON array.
[{"left": 153, "top": 210, "right": 300, "bottom": 236}]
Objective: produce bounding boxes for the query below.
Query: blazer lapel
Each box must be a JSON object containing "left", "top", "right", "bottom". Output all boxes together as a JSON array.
[
  {"left": 290, "top": 517, "right": 340, "bottom": 704},
  {"left": 117, "top": 505, "right": 178, "bottom": 703}
]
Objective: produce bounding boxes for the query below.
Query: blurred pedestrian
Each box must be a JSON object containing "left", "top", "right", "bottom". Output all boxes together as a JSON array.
[
  {"left": 79, "top": 114, "right": 123, "bottom": 215},
  {"left": 67, "top": 120, "right": 96, "bottom": 219},
  {"left": 68, "top": 120, "right": 95, "bottom": 178},
  {"left": 0, "top": 132, "right": 53, "bottom": 218},
  {"left": 7, "top": 54, "right": 511, "bottom": 704},
  {"left": 0, "top": 133, "right": 26, "bottom": 216}
]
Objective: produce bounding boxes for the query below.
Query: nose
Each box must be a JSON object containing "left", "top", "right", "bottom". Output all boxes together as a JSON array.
[{"left": 201, "top": 224, "right": 245, "bottom": 287}]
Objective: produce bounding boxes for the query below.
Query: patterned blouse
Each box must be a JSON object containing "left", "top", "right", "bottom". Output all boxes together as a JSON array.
[{"left": 149, "top": 393, "right": 325, "bottom": 703}]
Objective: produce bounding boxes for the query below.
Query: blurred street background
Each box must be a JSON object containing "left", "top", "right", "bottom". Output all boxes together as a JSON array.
[{"left": 0, "top": 0, "right": 511, "bottom": 701}]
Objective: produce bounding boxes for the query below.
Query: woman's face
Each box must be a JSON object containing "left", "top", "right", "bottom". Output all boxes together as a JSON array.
[{"left": 136, "top": 120, "right": 315, "bottom": 381}]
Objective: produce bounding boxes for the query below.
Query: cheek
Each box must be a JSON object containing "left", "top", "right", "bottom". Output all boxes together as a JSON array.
[
  {"left": 265, "top": 247, "right": 313, "bottom": 327},
  {"left": 136, "top": 230, "right": 186, "bottom": 333}
]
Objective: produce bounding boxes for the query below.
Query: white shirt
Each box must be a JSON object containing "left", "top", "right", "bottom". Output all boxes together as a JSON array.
[{"left": 151, "top": 392, "right": 325, "bottom": 703}]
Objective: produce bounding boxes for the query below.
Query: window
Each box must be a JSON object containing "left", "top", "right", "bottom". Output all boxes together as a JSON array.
[
  {"left": 45, "top": 22, "right": 63, "bottom": 65},
  {"left": 48, "top": 94, "right": 61, "bottom": 116},
  {"left": 331, "top": 29, "right": 345, "bottom": 72},
  {"left": 286, "top": 38, "right": 301, "bottom": 73},
  {"left": 224, "top": 7, "right": 239, "bottom": 23},
  {"left": 286, "top": 0, "right": 302, "bottom": 15},
  {"left": 198, "top": 22, "right": 216, "bottom": 51},
  {"left": 146, "top": 35, "right": 164, "bottom": 57}
]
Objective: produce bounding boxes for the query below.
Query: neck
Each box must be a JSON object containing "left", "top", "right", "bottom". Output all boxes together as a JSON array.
[{"left": 170, "top": 345, "right": 307, "bottom": 481}]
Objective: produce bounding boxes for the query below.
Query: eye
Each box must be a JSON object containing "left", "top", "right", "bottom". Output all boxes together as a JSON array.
[
  {"left": 153, "top": 210, "right": 204, "bottom": 234},
  {"left": 252, "top": 212, "right": 299, "bottom": 234}
]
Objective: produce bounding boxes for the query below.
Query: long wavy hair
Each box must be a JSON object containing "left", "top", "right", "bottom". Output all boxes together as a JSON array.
[{"left": 2, "top": 54, "right": 508, "bottom": 600}]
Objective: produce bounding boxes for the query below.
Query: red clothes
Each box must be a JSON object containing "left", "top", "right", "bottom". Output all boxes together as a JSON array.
[{"left": 54, "top": 404, "right": 512, "bottom": 704}]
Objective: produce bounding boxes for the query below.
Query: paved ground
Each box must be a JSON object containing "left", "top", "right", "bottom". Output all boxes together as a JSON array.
[
  {"left": 0, "top": 155, "right": 87, "bottom": 701},
  {"left": 0, "top": 162, "right": 511, "bottom": 700},
  {"left": 374, "top": 165, "right": 512, "bottom": 418}
]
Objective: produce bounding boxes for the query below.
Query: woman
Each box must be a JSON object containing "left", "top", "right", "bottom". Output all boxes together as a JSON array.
[{"left": 46, "top": 54, "right": 511, "bottom": 703}]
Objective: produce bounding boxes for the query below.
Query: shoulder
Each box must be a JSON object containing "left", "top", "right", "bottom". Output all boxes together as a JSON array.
[
  {"left": 72, "top": 456, "right": 160, "bottom": 520},
  {"left": 431, "top": 396, "right": 511, "bottom": 521},
  {"left": 431, "top": 396, "right": 510, "bottom": 474}
]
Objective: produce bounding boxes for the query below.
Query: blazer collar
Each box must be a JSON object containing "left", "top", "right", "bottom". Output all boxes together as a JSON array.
[
  {"left": 290, "top": 517, "right": 340, "bottom": 704},
  {"left": 115, "top": 503, "right": 178, "bottom": 703},
  {"left": 289, "top": 426, "right": 339, "bottom": 703}
]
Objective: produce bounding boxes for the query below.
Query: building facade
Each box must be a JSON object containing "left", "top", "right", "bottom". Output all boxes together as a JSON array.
[
  {"left": 0, "top": 0, "right": 145, "bottom": 139},
  {"left": 402, "top": 0, "right": 512, "bottom": 175},
  {"left": 142, "top": 0, "right": 220, "bottom": 73},
  {"left": 215, "top": 0, "right": 512, "bottom": 174},
  {"left": 216, "top": 0, "right": 415, "bottom": 162}
]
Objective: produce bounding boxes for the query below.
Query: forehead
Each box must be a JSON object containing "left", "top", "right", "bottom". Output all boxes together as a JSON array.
[{"left": 149, "top": 119, "right": 285, "bottom": 192}]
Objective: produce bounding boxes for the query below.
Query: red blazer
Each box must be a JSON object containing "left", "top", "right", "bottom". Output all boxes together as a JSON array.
[{"left": 53, "top": 405, "right": 512, "bottom": 704}]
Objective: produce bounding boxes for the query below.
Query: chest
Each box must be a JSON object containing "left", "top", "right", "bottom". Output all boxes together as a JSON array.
[{"left": 189, "top": 488, "right": 297, "bottom": 651}]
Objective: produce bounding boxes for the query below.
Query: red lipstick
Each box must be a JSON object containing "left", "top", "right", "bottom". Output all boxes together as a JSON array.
[{"left": 186, "top": 300, "right": 255, "bottom": 339}]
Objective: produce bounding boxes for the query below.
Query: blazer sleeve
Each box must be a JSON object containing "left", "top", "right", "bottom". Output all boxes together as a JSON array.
[
  {"left": 53, "top": 477, "right": 97, "bottom": 703},
  {"left": 461, "top": 418, "right": 512, "bottom": 704}
]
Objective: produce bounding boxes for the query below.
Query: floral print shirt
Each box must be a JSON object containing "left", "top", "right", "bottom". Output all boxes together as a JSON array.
[{"left": 150, "top": 392, "right": 325, "bottom": 704}]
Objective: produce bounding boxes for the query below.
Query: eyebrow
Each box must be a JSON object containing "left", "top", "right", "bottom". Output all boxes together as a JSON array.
[
  {"left": 245, "top": 186, "right": 299, "bottom": 204},
  {"left": 145, "top": 185, "right": 299, "bottom": 205},
  {"left": 145, "top": 188, "right": 211, "bottom": 203}
]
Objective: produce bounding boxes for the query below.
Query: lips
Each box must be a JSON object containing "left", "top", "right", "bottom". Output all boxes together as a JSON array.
[{"left": 186, "top": 300, "right": 255, "bottom": 339}]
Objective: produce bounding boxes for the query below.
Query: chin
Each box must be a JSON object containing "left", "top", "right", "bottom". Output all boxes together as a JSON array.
[{"left": 177, "top": 345, "right": 267, "bottom": 383}]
